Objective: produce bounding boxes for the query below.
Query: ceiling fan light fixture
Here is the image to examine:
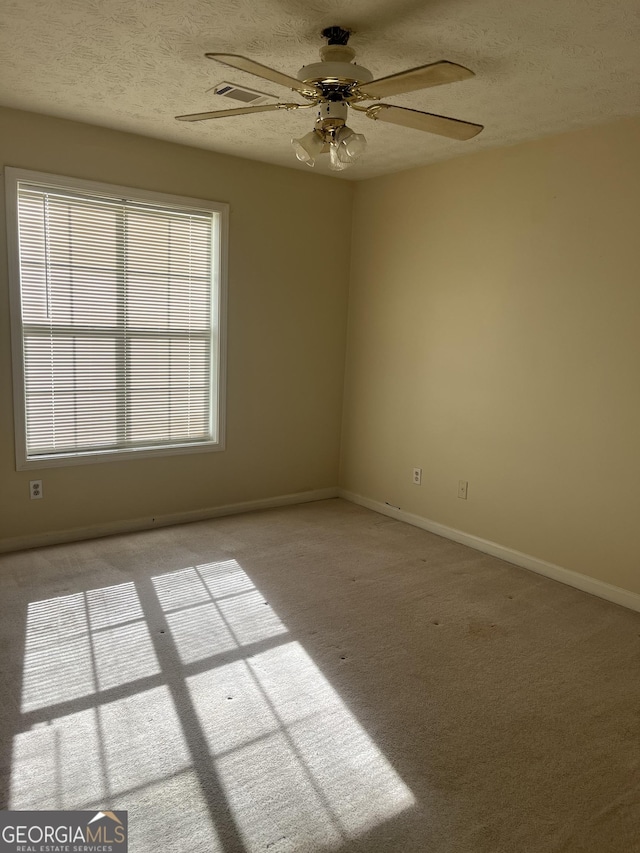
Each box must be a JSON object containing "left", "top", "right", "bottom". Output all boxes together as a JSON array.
[
  {"left": 328, "top": 141, "right": 349, "bottom": 171},
  {"left": 291, "top": 129, "right": 324, "bottom": 166},
  {"left": 335, "top": 125, "right": 367, "bottom": 162},
  {"left": 327, "top": 125, "right": 367, "bottom": 169},
  {"left": 344, "top": 131, "right": 367, "bottom": 160}
]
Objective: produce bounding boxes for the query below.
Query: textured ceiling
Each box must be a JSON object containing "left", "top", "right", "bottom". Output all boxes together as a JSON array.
[{"left": 1, "top": 0, "right": 640, "bottom": 180}]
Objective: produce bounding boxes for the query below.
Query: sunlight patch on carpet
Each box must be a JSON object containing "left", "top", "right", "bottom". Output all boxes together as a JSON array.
[
  {"left": 20, "top": 583, "right": 160, "bottom": 711},
  {"left": 12, "top": 559, "right": 414, "bottom": 852},
  {"left": 189, "top": 642, "right": 415, "bottom": 850}
]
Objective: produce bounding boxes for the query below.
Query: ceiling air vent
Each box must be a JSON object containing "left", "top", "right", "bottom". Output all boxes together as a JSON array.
[{"left": 209, "top": 81, "right": 275, "bottom": 106}]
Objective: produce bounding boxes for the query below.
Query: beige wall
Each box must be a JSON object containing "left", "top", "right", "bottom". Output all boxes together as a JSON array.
[
  {"left": 4, "top": 104, "right": 640, "bottom": 599},
  {"left": 0, "top": 107, "right": 353, "bottom": 544},
  {"left": 342, "top": 116, "right": 640, "bottom": 594}
]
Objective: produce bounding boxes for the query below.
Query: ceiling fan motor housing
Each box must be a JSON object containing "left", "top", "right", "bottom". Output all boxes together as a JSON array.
[
  {"left": 297, "top": 45, "right": 373, "bottom": 88},
  {"left": 315, "top": 101, "right": 348, "bottom": 133}
]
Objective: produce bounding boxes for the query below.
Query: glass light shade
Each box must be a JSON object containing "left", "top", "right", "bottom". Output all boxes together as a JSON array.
[
  {"left": 328, "top": 142, "right": 349, "bottom": 171},
  {"left": 291, "top": 130, "right": 324, "bottom": 166},
  {"left": 344, "top": 131, "right": 367, "bottom": 159},
  {"left": 333, "top": 126, "right": 367, "bottom": 167}
]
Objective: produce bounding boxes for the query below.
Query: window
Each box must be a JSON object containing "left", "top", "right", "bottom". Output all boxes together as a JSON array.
[{"left": 5, "top": 168, "right": 228, "bottom": 469}]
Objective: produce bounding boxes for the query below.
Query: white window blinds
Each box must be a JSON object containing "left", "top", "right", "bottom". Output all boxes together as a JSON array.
[{"left": 7, "top": 170, "right": 227, "bottom": 468}]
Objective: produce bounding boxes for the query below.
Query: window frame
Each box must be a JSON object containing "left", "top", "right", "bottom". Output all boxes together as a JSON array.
[{"left": 5, "top": 167, "right": 229, "bottom": 470}]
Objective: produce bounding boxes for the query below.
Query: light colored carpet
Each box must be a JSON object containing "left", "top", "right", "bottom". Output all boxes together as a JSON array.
[{"left": 1, "top": 498, "right": 639, "bottom": 852}]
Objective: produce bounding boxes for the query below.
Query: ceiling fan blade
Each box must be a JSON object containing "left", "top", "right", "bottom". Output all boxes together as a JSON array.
[
  {"left": 367, "top": 104, "right": 483, "bottom": 140},
  {"left": 176, "top": 103, "right": 299, "bottom": 121},
  {"left": 359, "top": 61, "right": 474, "bottom": 99},
  {"left": 206, "top": 53, "right": 318, "bottom": 97}
]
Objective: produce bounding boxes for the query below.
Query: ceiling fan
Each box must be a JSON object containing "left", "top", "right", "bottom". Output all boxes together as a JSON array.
[{"left": 176, "top": 26, "right": 483, "bottom": 171}]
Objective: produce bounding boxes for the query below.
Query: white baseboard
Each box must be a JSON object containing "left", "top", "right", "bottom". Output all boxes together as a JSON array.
[
  {"left": 340, "top": 489, "right": 640, "bottom": 615},
  {"left": 0, "top": 487, "right": 339, "bottom": 553}
]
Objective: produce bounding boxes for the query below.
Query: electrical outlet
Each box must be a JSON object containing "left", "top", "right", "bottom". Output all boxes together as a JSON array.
[
  {"left": 412, "top": 467, "right": 422, "bottom": 485},
  {"left": 30, "top": 479, "right": 43, "bottom": 500},
  {"left": 458, "top": 480, "right": 468, "bottom": 500}
]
